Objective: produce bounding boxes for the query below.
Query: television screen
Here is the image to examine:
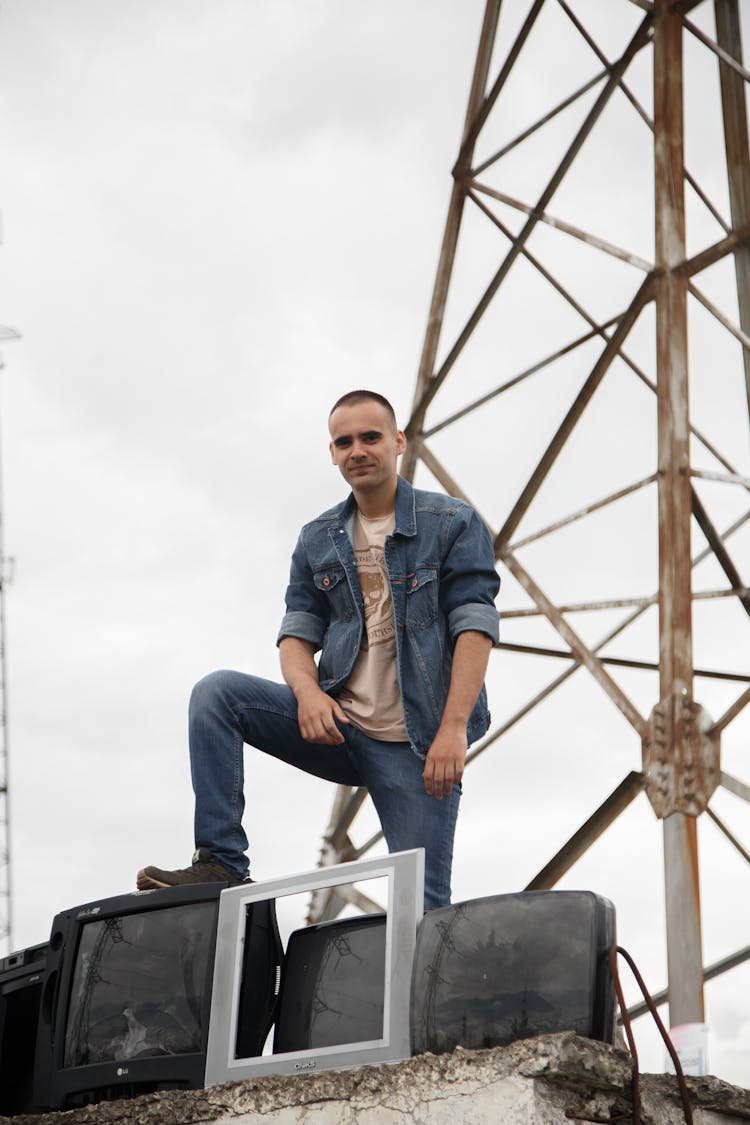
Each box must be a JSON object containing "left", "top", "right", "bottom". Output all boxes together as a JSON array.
[
  {"left": 63, "top": 900, "right": 216, "bottom": 1067},
  {"left": 34, "top": 884, "right": 281, "bottom": 1112},
  {"left": 410, "top": 890, "right": 616, "bottom": 1055},
  {"left": 273, "top": 914, "right": 386, "bottom": 1053}
]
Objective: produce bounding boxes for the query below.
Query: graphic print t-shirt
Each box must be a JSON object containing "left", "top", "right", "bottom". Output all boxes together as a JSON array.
[{"left": 337, "top": 511, "right": 408, "bottom": 741}]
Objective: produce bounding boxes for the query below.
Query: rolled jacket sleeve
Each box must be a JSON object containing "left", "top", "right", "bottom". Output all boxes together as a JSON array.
[
  {"left": 276, "top": 609, "right": 326, "bottom": 650},
  {"left": 276, "top": 532, "right": 329, "bottom": 652},
  {"left": 440, "top": 508, "right": 500, "bottom": 645},
  {"left": 448, "top": 601, "right": 500, "bottom": 644}
]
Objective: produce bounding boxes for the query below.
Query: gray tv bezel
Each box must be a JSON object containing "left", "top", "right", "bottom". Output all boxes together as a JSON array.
[{"left": 204, "top": 848, "right": 424, "bottom": 1084}]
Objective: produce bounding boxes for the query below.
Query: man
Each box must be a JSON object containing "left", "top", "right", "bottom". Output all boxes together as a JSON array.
[{"left": 138, "top": 390, "right": 500, "bottom": 909}]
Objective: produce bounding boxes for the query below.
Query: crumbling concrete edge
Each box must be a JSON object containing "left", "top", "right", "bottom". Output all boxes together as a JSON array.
[{"left": 4, "top": 1032, "right": 750, "bottom": 1125}]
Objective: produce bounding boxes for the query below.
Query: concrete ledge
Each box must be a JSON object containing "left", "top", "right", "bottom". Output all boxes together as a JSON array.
[{"left": 5, "top": 1033, "right": 750, "bottom": 1125}]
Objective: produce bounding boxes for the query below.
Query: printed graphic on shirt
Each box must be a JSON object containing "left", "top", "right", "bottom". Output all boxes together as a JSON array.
[
  {"left": 357, "top": 545, "right": 394, "bottom": 649},
  {"left": 337, "top": 511, "right": 407, "bottom": 741}
]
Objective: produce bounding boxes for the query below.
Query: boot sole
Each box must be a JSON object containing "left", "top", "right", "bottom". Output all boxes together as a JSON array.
[{"left": 136, "top": 868, "right": 170, "bottom": 890}]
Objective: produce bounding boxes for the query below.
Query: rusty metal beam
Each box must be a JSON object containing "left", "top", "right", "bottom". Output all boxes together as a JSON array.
[
  {"left": 496, "top": 641, "right": 750, "bottom": 683},
  {"left": 691, "top": 468, "right": 750, "bottom": 488},
  {"left": 468, "top": 195, "right": 744, "bottom": 482},
  {"left": 655, "top": 9, "right": 692, "bottom": 700},
  {"left": 706, "top": 807, "right": 750, "bottom": 865},
  {"left": 557, "top": 0, "right": 730, "bottom": 233},
  {"left": 509, "top": 474, "right": 658, "bottom": 550},
  {"left": 402, "top": 0, "right": 502, "bottom": 479},
  {"left": 501, "top": 585, "right": 749, "bottom": 617},
  {"left": 414, "top": 441, "right": 478, "bottom": 508},
  {"left": 468, "top": 187, "right": 638, "bottom": 330},
  {"left": 494, "top": 273, "right": 656, "bottom": 553},
  {"left": 627, "top": 944, "right": 750, "bottom": 1021},
  {"left": 654, "top": 0, "right": 705, "bottom": 1028},
  {"left": 711, "top": 685, "right": 750, "bottom": 737},
  {"left": 461, "top": 185, "right": 744, "bottom": 498},
  {"left": 715, "top": 0, "right": 750, "bottom": 422},
  {"left": 678, "top": 219, "right": 750, "bottom": 278},
  {"left": 525, "top": 772, "right": 645, "bottom": 890},
  {"left": 423, "top": 313, "right": 622, "bottom": 437},
  {"left": 456, "top": 0, "right": 546, "bottom": 171},
  {"left": 689, "top": 280, "right": 750, "bottom": 352},
  {"left": 464, "top": 192, "right": 741, "bottom": 479},
  {"left": 473, "top": 70, "right": 606, "bottom": 175},
  {"left": 471, "top": 180, "right": 653, "bottom": 270},
  {"left": 663, "top": 813, "right": 705, "bottom": 1026},
  {"left": 720, "top": 770, "right": 750, "bottom": 804},
  {"left": 351, "top": 828, "right": 385, "bottom": 860},
  {"left": 627, "top": 361, "right": 745, "bottom": 476},
  {"left": 328, "top": 786, "right": 368, "bottom": 851},
  {"left": 502, "top": 551, "right": 649, "bottom": 736},
  {"left": 683, "top": 10, "right": 750, "bottom": 82},
  {"left": 672, "top": 0, "right": 713, "bottom": 17},
  {"left": 408, "top": 10, "right": 656, "bottom": 433},
  {"left": 467, "top": 507, "right": 749, "bottom": 773},
  {"left": 691, "top": 486, "right": 750, "bottom": 619}
]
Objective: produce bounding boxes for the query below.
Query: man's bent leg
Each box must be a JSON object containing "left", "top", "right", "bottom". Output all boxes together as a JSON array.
[
  {"left": 344, "top": 729, "right": 460, "bottom": 911},
  {"left": 189, "top": 670, "right": 363, "bottom": 878}
]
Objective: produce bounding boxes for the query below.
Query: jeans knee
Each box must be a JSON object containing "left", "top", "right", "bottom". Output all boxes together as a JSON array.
[{"left": 189, "top": 670, "right": 237, "bottom": 720}]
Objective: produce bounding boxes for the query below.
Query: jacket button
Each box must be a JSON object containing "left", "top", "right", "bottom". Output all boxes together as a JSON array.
[
  {"left": 411, "top": 577, "right": 418, "bottom": 587},
  {"left": 323, "top": 576, "right": 330, "bottom": 587}
]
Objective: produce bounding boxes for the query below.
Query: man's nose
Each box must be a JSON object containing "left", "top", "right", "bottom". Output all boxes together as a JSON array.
[{"left": 351, "top": 439, "right": 368, "bottom": 458}]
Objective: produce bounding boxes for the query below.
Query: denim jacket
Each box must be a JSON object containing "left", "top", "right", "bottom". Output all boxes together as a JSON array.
[{"left": 277, "top": 477, "right": 500, "bottom": 758}]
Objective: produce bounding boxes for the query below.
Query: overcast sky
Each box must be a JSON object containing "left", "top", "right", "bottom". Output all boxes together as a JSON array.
[{"left": 0, "top": 0, "right": 748, "bottom": 1087}]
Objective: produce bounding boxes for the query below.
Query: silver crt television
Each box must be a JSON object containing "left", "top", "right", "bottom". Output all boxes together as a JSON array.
[{"left": 204, "top": 848, "right": 424, "bottom": 1084}]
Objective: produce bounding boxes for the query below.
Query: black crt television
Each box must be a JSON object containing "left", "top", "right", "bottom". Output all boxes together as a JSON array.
[
  {"left": 0, "top": 941, "right": 49, "bottom": 1116},
  {"left": 33, "top": 883, "right": 281, "bottom": 1112},
  {"left": 410, "top": 890, "right": 616, "bottom": 1056},
  {"left": 273, "top": 913, "right": 387, "bottom": 1054}
]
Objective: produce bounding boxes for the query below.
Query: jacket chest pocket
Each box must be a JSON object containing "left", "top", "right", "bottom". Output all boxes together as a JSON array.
[
  {"left": 405, "top": 567, "right": 439, "bottom": 629},
  {"left": 314, "top": 565, "right": 355, "bottom": 620}
]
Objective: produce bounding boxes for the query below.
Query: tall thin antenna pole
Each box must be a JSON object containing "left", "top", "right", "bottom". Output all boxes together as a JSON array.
[{"left": 0, "top": 363, "right": 12, "bottom": 955}]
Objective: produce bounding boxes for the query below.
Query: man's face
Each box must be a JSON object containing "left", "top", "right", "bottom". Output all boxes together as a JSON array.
[{"left": 328, "top": 400, "right": 406, "bottom": 495}]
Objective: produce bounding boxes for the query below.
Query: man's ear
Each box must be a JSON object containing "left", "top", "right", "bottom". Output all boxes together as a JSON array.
[
  {"left": 329, "top": 440, "right": 336, "bottom": 464},
  {"left": 396, "top": 429, "right": 407, "bottom": 456}
]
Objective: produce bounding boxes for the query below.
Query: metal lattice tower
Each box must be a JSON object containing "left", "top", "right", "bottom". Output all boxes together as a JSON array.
[{"left": 309, "top": 0, "right": 750, "bottom": 1032}]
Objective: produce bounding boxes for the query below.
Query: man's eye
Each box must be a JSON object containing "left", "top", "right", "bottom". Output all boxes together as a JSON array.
[
  {"left": 334, "top": 438, "right": 353, "bottom": 448},
  {"left": 363, "top": 433, "right": 381, "bottom": 443}
]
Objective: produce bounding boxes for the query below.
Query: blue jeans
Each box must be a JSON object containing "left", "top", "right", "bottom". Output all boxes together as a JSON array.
[{"left": 188, "top": 670, "right": 461, "bottom": 910}]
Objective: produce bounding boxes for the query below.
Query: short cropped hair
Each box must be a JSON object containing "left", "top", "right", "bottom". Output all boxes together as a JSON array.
[{"left": 328, "top": 390, "right": 398, "bottom": 429}]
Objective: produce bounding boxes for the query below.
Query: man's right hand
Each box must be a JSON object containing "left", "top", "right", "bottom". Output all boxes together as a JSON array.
[
  {"left": 295, "top": 683, "right": 349, "bottom": 745},
  {"left": 279, "top": 635, "right": 349, "bottom": 745}
]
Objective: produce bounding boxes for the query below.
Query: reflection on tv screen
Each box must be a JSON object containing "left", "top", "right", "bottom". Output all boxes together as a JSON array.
[
  {"left": 274, "top": 915, "right": 386, "bottom": 1053},
  {"left": 63, "top": 902, "right": 215, "bottom": 1067}
]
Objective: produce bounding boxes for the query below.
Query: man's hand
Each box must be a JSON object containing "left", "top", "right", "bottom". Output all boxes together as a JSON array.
[
  {"left": 422, "top": 631, "right": 492, "bottom": 799},
  {"left": 423, "top": 720, "right": 467, "bottom": 799},
  {"left": 295, "top": 682, "right": 349, "bottom": 745},
  {"left": 279, "top": 635, "right": 350, "bottom": 745}
]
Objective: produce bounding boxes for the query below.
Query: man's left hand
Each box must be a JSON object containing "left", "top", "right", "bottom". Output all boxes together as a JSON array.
[{"left": 423, "top": 722, "right": 467, "bottom": 800}]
